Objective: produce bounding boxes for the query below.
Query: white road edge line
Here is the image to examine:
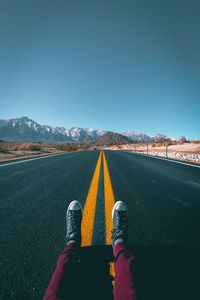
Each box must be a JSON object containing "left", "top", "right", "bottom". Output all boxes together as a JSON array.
[
  {"left": 126, "top": 151, "right": 200, "bottom": 169},
  {"left": 0, "top": 152, "right": 70, "bottom": 168}
]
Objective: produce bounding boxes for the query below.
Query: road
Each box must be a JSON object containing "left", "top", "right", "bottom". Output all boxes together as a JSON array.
[{"left": 0, "top": 150, "right": 200, "bottom": 299}]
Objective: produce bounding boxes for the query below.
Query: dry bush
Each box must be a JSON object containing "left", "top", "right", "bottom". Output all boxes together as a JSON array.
[
  {"left": 0, "top": 145, "right": 9, "bottom": 152},
  {"left": 10, "top": 145, "right": 20, "bottom": 151},
  {"left": 53, "top": 143, "right": 90, "bottom": 152},
  {"left": 81, "top": 144, "right": 90, "bottom": 150},
  {"left": 152, "top": 142, "right": 164, "bottom": 147},
  {"left": 18, "top": 143, "right": 42, "bottom": 151},
  {"left": 152, "top": 139, "right": 175, "bottom": 147},
  {"left": 190, "top": 140, "right": 200, "bottom": 144},
  {"left": 152, "top": 143, "right": 158, "bottom": 147},
  {"left": 165, "top": 140, "right": 175, "bottom": 146},
  {"left": 117, "top": 145, "right": 123, "bottom": 149},
  {"left": 66, "top": 144, "right": 79, "bottom": 151},
  {"left": 53, "top": 144, "right": 79, "bottom": 151}
]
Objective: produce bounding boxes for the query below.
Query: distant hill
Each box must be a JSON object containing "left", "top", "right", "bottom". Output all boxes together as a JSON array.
[
  {"left": 0, "top": 117, "right": 106, "bottom": 143},
  {"left": 95, "top": 131, "right": 132, "bottom": 145},
  {"left": 122, "top": 130, "right": 154, "bottom": 143},
  {"left": 0, "top": 116, "right": 172, "bottom": 143}
]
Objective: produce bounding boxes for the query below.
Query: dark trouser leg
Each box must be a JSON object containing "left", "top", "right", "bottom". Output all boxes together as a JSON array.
[
  {"left": 43, "top": 243, "right": 79, "bottom": 300},
  {"left": 114, "top": 242, "right": 136, "bottom": 300}
]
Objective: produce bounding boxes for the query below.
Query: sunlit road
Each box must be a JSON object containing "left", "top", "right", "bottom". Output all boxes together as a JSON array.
[{"left": 0, "top": 150, "right": 200, "bottom": 299}]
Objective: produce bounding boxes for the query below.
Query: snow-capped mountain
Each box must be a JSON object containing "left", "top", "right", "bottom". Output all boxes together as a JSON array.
[
  {"left": 0, "top": 117, "right": 72, "bottom": 142},
  {"left": 66, "top": 127, "right": 90, "bottom": 142},
  {"left": 122, "top": 130, "right": 154, "bottom": 142},
  {"left": 84, "top": 128, "right": 106, "bottom": 140},
  {"left": 0, "top": 117, "right": 107, "bottom": 142},
  {"left": 0, "top": 116, "right": 170, "bottom": 143}
]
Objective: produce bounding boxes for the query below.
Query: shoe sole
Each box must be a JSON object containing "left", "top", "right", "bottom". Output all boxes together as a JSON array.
[{"left": 112, "top": 201, "right": 127, "bottom": 220}]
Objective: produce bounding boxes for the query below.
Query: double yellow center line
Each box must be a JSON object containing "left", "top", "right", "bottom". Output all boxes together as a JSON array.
[{"left": 81, "top": 151, "right": 115, "bottom": 246}]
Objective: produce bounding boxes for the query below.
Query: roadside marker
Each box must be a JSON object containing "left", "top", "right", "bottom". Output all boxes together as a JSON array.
[
  {"left": 81, "top": 151, "right": 102, "bottom": 246},
  {"left": 129, "top": 151, "right": 200, "bottom": 168}
]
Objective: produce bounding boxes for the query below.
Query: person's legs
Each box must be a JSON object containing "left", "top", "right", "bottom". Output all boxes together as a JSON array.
[
  {"left": 113, "top": 242, "right": 136, "bottom": 300},
  {"left": 112, "top": 201, "right": 136, "bottom": 300},
  {"left": 43, "top": 242, "right": 79, "bottom": 300},
  {"left": 43, "top": 200, "right": 82, "bottom": 300}
]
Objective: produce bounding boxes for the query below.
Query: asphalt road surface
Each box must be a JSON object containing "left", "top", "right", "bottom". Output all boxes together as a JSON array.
[{"left": 0, "top": 150, "right": 200, "bottom": 300}]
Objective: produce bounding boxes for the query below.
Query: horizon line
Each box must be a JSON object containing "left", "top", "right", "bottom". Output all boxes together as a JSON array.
[{"left": 0, "top": 115, "right": 199, "bottom": 140}]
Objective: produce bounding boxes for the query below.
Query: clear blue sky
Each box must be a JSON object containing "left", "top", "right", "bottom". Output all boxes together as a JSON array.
[{"left": 0, "top": 0, "right": 200, "bottom": 139}]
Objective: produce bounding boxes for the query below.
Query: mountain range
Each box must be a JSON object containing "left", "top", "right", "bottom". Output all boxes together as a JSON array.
[{"left": 0, "top": 116, "right": 169, "bottom": 143}]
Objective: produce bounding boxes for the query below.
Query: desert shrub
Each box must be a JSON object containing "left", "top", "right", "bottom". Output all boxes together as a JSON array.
[
  {"left": 165, "top": 139, "right": 174, "bottom": 146},
  {"left": 81, "top": 144, "right": 90, "bottom": 150},
  {"left": 152, "top": 139, "right": 175, "bottom": 147},
  {"left": 30, "top": 144, "right": 42, "bottom": 151},
  {"left": 151, "top": 142, "right": 164, "bottom": 147},
  {"left": 66, "top": 144, "right": 79, "bottom": 151},
  {"left": 53, "top": 144, "right": 79, "bottom": 151},
  {"left": 117, "top": 145, "right": 123, "bottom": 149},
  {"left": 190, "top": 140, "right": 200, "bottom": 144},
  {"left": 0, "top": 145, "right": 9, "bottom": 152},
  {"left": 10, "top": 145, "right": 20, "bottom": 151},
  {"left": 53, "top": 143, "right": 92, "bottom": 152},
  {"left": 18, "top": 143, "right": 42, "bottom": 151}
]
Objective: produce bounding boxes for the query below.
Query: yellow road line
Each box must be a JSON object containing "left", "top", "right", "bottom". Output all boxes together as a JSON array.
[
  {"left": 81, "top": 151, "right": 102, "bottom": 246},
  {"left": 109, "top": 262, "right": 115, "bottom": 287},
  {"left": 103, "top": 151, "right": 115, "bottom": 245},
  {"left": 103, "top": 151, "right": 116, "bottom": 284}
]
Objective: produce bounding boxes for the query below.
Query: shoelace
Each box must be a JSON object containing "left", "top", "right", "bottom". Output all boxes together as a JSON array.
[
  {"left": 67, "top": 211, "right": 81, "bottom": 235},
  {"left": 115, "top": 211, "right": 127, "bottom": 228},
  {"left": 112, "top": 211, "right": 127, "bottom": 242}
]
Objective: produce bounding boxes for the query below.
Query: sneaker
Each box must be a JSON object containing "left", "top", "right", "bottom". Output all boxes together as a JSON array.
[
  {"left": 112, "top": 201, "right": 128, "bottom": 248},
  {"left": 65, "top": 200, "right": 83, "bottom": 246}
]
